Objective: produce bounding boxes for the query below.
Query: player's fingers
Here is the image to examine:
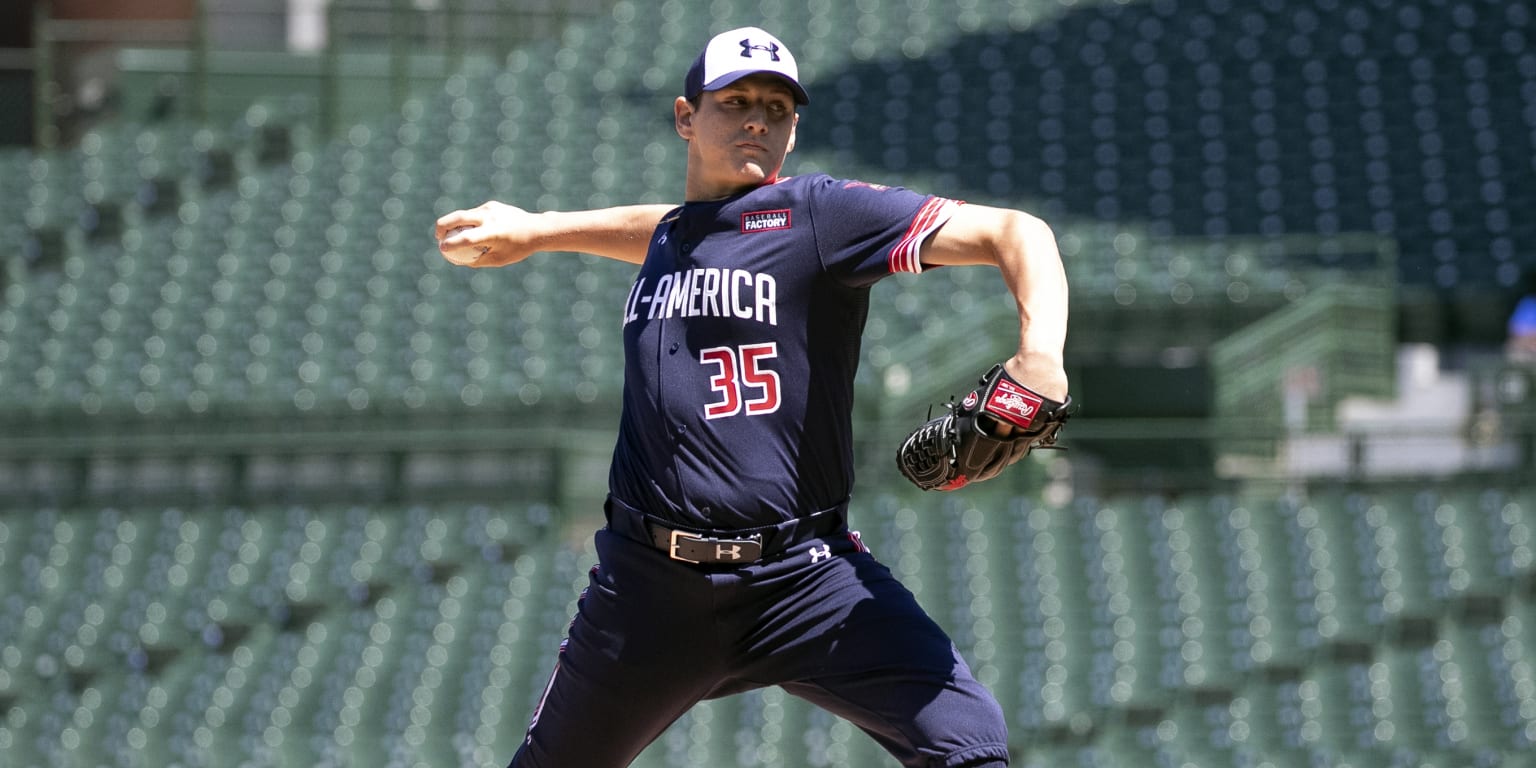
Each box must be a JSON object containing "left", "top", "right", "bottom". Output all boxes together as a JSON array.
[
  {"left": 438, "top": 224, "right": 479, "bottom": 249},
  {"left": 981, "top": 415, "right": 1016, "bottom": 437},
  {"left": 433, "top": 214, "right": 461, "bottom": 241},
  {"left": 442, "top": 246, "right": 491, "bottom": 267},
  {"left": 433, "top": 209, "right": 480, "bottom": 241},
  {"left": 440, "top": 225, "right": 498, "bottom": 267}
]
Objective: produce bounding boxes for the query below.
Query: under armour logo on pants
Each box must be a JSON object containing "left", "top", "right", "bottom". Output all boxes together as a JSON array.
[{"left": 809, "top": 544, "right": 833, "bottom": 564}]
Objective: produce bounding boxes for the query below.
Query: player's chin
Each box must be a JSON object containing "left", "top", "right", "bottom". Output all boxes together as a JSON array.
[{"left": 736, "top": 160, "right": 781, "bottom": 183}]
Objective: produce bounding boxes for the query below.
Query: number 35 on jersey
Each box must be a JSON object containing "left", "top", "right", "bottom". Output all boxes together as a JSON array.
[{"left": 700, "top": 343, "right": 781, "bottom": 419}]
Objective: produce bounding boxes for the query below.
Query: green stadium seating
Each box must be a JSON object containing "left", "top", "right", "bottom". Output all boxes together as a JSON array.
[
  {"left": 1009, "top": 497, "right": 1093, "bottom": 735},
  {"left": 1289, "top": 491, "right": 1383, "bottom": 648},
  {"left": 6, "top": 0, "right": 1536, "bottom": 418},
  {"left": 0, "top": 0, "right": 1440, "bottom": 420},
  {"left": 1500, "top": 597, "right": 1536, "bottom": 753},
  {"left": 1496, "top": 490, "right": 1536, "bottom": 586},
  {"left": 10, "top": 486, "right": 1536, "bottom": 767},
  {"left": 1370, "top": 490, "right": 1447, "bottom": 632},
  {"left": 1435, "top": 618, "right": 1519, "bottom": 759},
  {"left": 0, "top": 502, "right": 563, "bottom": 767},
  {"left": 1225, "top": 494, "right": 1309, "bottom": 670},
  {"left": 1083, "top": 495, "right": 1169, "bottom": 712},
  {"left": 1422, "top": 488, "right": 1521, "bottom": 604}
]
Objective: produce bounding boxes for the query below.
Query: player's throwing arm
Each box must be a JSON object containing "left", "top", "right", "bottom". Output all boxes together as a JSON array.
[{"left": 896, "top": 203, "right": 1074, "bottom": 491}]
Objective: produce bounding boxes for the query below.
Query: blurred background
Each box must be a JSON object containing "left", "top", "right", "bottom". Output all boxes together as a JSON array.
[{"left": 2, "top": 0, "right": 1535, "bottom": 766}]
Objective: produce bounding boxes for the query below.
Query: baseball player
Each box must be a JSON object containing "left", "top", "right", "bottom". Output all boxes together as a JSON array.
[{"left": 434, "top": 26, "right": 1070, "bottom": 768}]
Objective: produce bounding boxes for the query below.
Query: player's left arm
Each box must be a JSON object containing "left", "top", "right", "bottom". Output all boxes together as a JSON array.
[{"left": 919, "top": 203, "right": 1069, "bottom": 403}]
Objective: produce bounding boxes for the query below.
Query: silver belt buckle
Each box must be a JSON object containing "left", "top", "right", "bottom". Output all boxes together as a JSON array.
[{"left": 669, "top": 529, "right": 704, "bottom": 564}]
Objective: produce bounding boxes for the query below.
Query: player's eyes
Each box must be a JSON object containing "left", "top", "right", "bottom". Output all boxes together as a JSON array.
[{"left": 718, "top": 94, "right": 791, "bottom": 117}]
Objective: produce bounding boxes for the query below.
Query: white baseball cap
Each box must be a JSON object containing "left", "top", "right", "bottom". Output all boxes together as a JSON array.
[{"left": 684, "top": 26, "right": 809, "bottom": 104}]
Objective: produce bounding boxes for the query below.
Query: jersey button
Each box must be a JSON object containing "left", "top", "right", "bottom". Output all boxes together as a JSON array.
[{"left": 668, "top": 342, "right": 679, "bottom": 354}]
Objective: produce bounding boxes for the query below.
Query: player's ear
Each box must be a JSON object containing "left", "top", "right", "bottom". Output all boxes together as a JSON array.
[
  {"left": 674, "top": 96, "right": 695, "bottom": 140},
  {"left": 786, "top": 113, "right": 798, "bottom": 154}
]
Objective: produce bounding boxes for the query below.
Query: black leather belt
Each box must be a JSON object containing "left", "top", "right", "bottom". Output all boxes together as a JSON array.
[{"left": 648, "top": 523, "right": 765, "bottom": 564}]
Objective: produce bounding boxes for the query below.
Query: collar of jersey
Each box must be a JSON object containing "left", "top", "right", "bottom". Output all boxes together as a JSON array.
[{"left": 682, "top": 175, "right": 794, "bottom": 207}]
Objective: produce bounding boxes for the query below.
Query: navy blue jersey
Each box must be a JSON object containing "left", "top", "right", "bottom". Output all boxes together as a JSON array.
[{"left": 608, "top": 174, "right": 959, "bottom": 529}]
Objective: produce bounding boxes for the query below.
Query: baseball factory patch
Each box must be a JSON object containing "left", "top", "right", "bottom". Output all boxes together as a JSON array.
[{"left": 741, "top": 209, "right": 792, "bottom": 233}]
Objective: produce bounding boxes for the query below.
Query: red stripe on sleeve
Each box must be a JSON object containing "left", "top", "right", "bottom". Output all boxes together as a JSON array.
[{"left": 889, "top": 197, "right": 960, "bottom": 274}]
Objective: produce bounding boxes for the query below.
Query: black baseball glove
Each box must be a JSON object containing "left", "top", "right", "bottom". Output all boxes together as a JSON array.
[{"left": 896, "top": 363, "right": 1072, "bottom": 491}]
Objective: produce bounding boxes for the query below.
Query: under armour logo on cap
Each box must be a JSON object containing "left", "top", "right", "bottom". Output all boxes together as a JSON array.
[
  {"left": 685, "top": 26, "right": 809, "bottom": 104},
  {"left": 739, "top": 39, "right": 781, "bottom": 61}
]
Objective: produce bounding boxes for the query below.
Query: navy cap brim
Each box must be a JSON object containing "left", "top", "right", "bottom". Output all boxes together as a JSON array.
[{"left": 701, "top": 69, "right": 810, "bottom": 105}]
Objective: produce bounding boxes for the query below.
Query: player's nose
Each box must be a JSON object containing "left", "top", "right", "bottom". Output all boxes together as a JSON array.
[{"left": 742, "top": 104, "right": 770, "bottom": 133}]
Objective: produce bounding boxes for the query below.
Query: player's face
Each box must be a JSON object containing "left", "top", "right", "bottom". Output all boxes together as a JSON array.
[{"left": 676, "top": 74, "right": 799, "bottom": 201}]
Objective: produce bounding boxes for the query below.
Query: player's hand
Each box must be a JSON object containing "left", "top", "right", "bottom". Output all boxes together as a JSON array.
[
  {"left": 1002, "top": 351, "right": 1067, "bottom": 399},
  {"left": 434, "top": 201, "right": 542, "bottom": 268},
  {"left": 895, "top": 360, "right": 1072, "bottom": 491}
]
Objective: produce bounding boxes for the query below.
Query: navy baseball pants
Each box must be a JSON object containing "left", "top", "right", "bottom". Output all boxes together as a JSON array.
[{"left": 505, "top": 497, "right": 1011, "bottom": 768}]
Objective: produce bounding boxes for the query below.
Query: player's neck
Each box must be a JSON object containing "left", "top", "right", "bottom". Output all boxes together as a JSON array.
[
  {"left": 684, "top": 169, "right": 782, "bottom": 202},
  {"left": 684, "top": 182, "right": 756, "bottom": 203}
]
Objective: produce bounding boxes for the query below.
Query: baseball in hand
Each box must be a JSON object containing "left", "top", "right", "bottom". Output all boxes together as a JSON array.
[{"left": 440, "top": 225, "right": 490, "bottom": 258}]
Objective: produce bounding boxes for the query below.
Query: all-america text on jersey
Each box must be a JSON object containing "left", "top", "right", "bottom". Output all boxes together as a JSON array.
[{"left": 621, "top": 267, "right": 779, "bottom": 327}]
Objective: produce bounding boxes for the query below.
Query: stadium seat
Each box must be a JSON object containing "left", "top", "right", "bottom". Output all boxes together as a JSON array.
[
  {"left": 1289, "top": 491, "right": 1383, "bottom": 648},
  {"left": 1434, "top": 618, "right": 1521, "bottom": 760},
  {"left": 1008, "top": 497, "right": 1093, "bottom": 732},
  {"left": 1500, "top": 597, "right": 1536, "bottom": 751},
  {"left": 1157, "top": 494, "right": 1244, "bottom": 691},
  {"left": 1242, "top": 494, "right": 1319, "bottom": 668},
  {"left": 1417, "top": 487, "right": 1515, "bottom": 603},
  {"left": 1375, "top": 643, "right": 1495, "bottom": 765},
  {"left": 1495, "top": 490, "right": 1536, "bottom": 585},
  {"left": 1342, "top": 489, "right": 1477, "bottom": 638},
  {"left": 1147, "top": 697, "right": 1249, "bottom": 768},
  {"left": 1081, "top": 495, "right": 1168, "bottom": 712}
]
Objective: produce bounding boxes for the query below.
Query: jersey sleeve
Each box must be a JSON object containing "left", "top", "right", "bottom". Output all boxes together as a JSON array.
[{"left": 808, "top": 176, "right": 962, "bottom": 287}]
